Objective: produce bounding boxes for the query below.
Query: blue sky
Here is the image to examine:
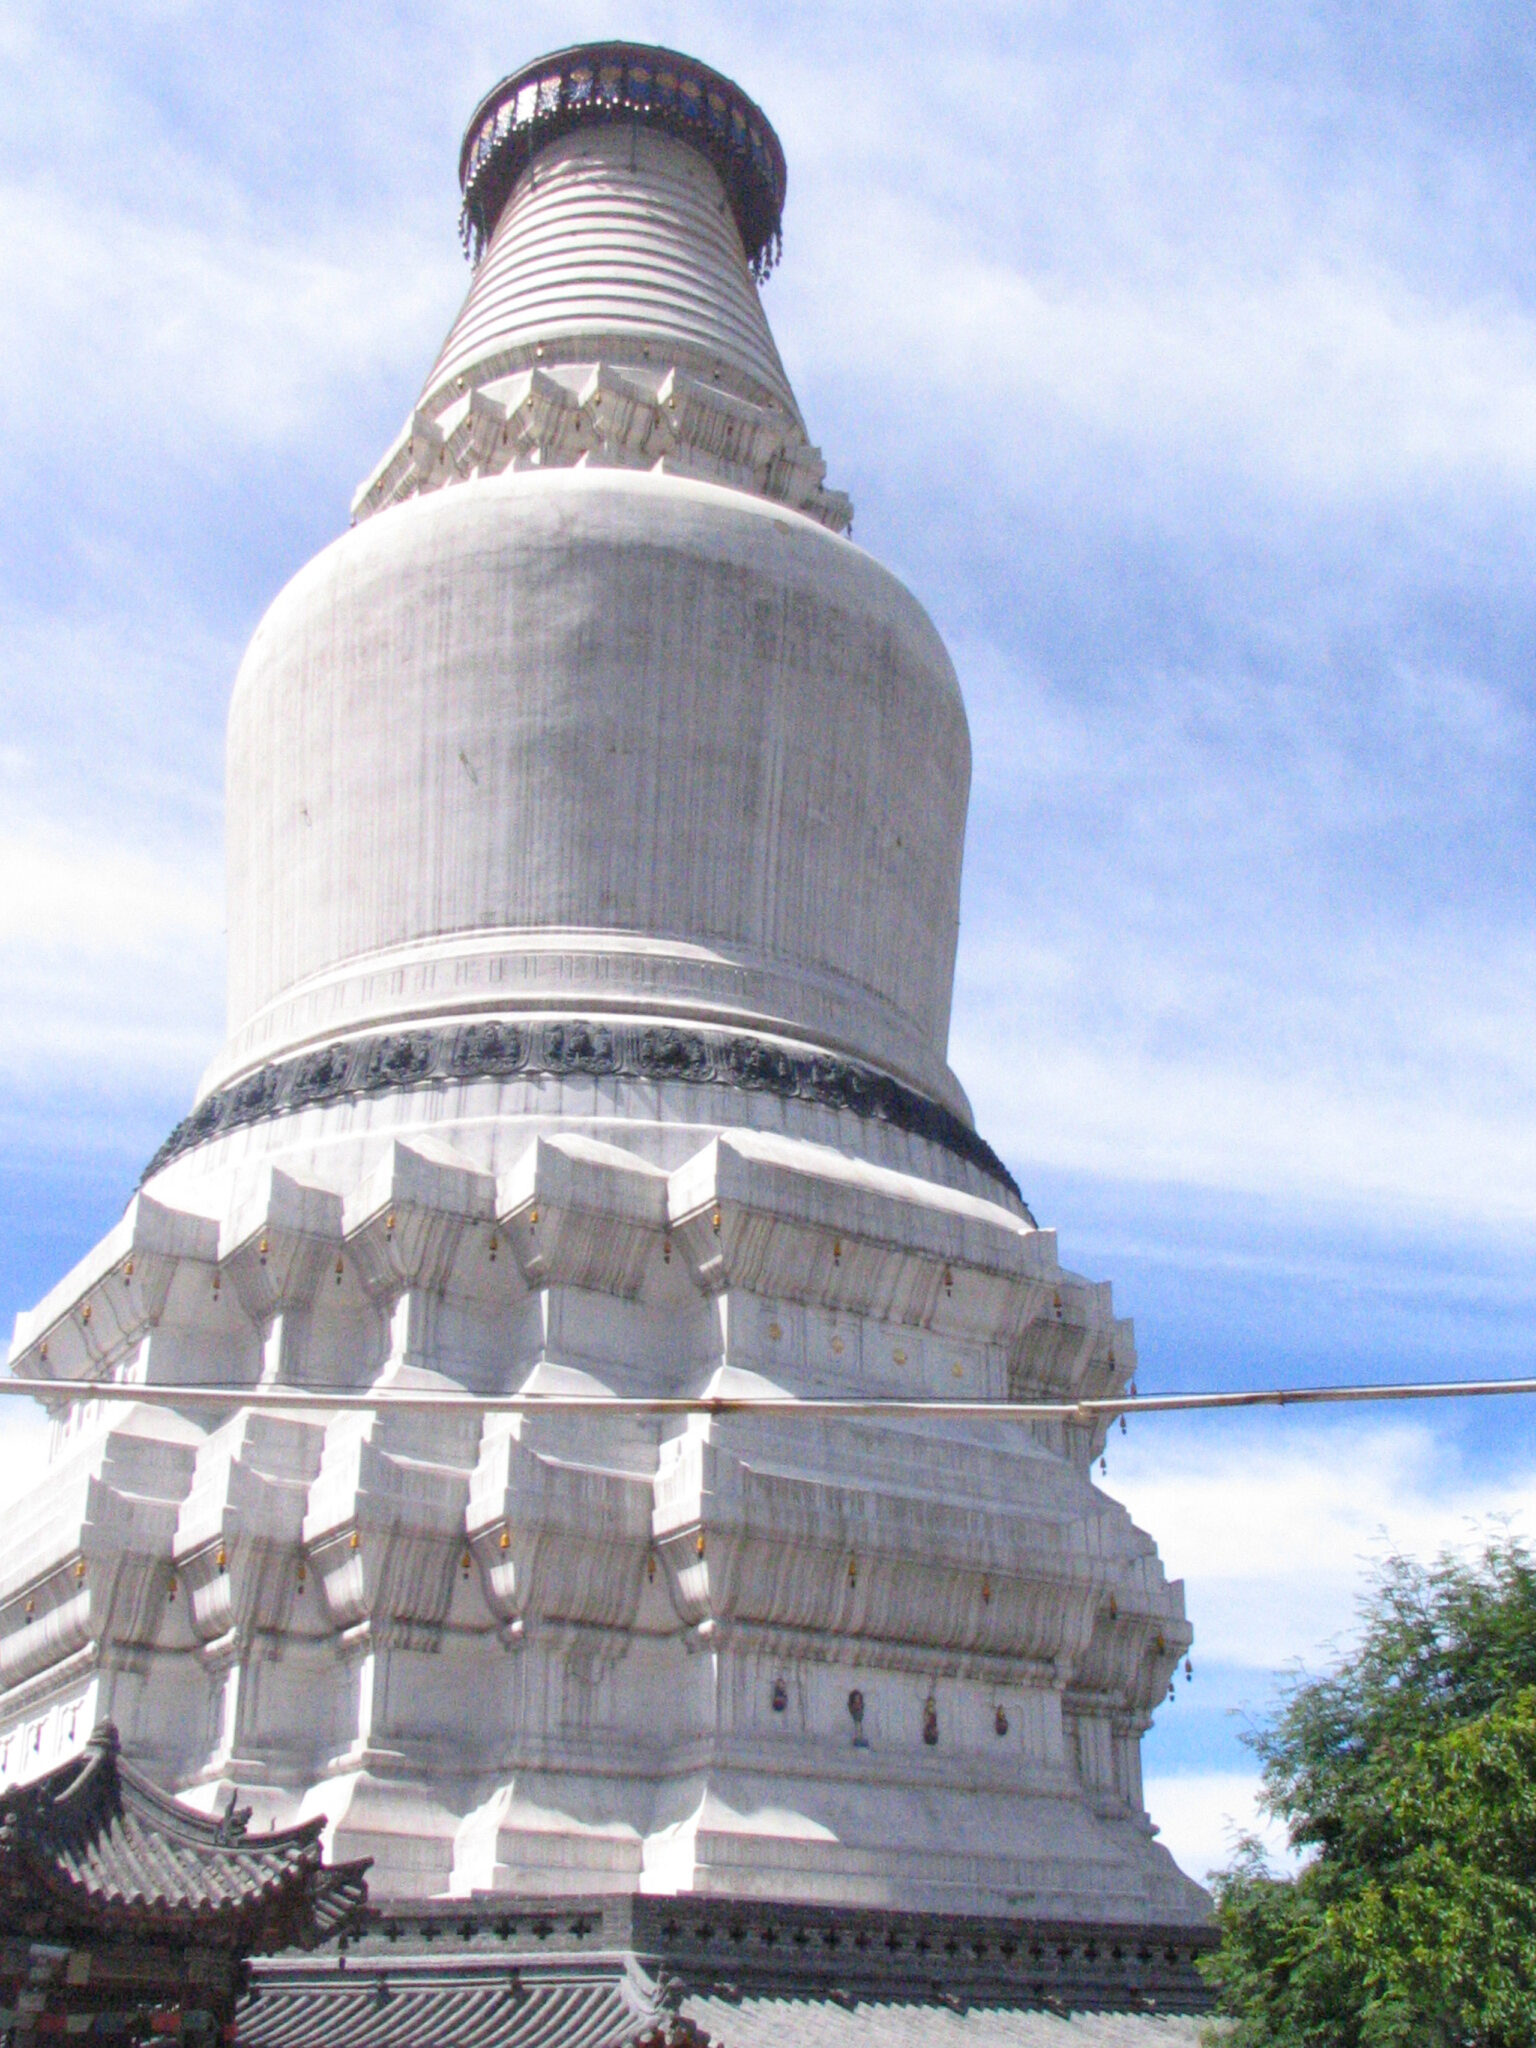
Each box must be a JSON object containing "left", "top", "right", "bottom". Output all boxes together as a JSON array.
[{"left": 2, "top": 0, "right": 1535, "bottom": 1881}]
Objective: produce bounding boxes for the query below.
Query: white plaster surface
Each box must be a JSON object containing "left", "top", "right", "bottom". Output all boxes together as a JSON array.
[{"left": 219, "top": 471, "right": 970, "bottom": 1111}]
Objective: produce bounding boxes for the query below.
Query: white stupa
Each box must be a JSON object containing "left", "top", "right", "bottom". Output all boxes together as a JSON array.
[{"left": 0, "top": 43, "right": 1204, "bottom": 1930}]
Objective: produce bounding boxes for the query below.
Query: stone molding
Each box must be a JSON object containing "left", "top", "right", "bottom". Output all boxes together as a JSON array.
[
  {"left": 249, "top": 1892, "right": 1217, "bottom": 2015},
  {"left": 352, "top": 361, "right": 853, "bottom": 531},
  {"left": 213, "top": 915, "right": 964, "bottom": 1122},
  {"left": 142, "top": 1021, "right": 1025, "bottom": 1205}
]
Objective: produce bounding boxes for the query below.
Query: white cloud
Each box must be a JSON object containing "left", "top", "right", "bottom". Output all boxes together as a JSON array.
[
  {"left": 1118, "top": 1417, "right": 1536, "bottom": 1884},
  {"left": 0, "top": 178, "right": 453, "bottom": 467},
  {"left": 945, "top": 622, "right": 1536, "bottom": 1220},
  {"left": 1144, "top": 1770, "right": 1293, "bottom": 1886},
  {"left": 1105, "top": 1419, "right": 1535, "bottom": 1672},
  {"left": 761, "top": 6, "right": 1536, "bottom": 509},
  {"left": 954, "top": 1021, "right": 1536, "bottom": 1226},
  {"left": 0, "top": 811, "right": 221, "bottom": 1080},
  {"left": 865, "top": 247, "right": 1536, "bottom": 500},
  {"left": 0, "top": 826, "right": 217, "bottom": 954}
]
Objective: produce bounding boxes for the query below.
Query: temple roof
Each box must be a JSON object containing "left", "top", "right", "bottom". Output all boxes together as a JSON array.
[
  {"left": 240, "top": 1960, "right": 1212, "bottom": 2048},
  {"left": 0, "top": 1723, "right": 368, "bottom": 1951},
  {"left": 239, "top": 1899, "right": 1216, "bottom": 2048},
  {"left": 241, "top": 1958, "right": 693, "bottom": 2048}
]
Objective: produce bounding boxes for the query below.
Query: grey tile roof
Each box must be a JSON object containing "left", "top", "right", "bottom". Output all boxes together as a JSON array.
[
  {"left": 0, "top": 1722, "right": 369, "bottom": 1949},
  {"left": 683, "top": 1998, "right": 1217, "bottom": 2047},
  {"left": 240, "top": 1944, "right": 1222, "bottom": 2048},
  {"left": 240, "top": 1957, "right": 678, "bottom": 2048}
]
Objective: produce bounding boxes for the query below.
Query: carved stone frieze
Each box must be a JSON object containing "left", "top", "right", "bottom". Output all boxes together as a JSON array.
[
  {"left": 353, "top": 362, "right": 853, "bottom": 532},
  {"left": 142, "top": 1021, "right": 1026, "bottom": 1207}
]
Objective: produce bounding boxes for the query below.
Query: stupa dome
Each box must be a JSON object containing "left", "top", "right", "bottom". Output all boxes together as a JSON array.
[{"left": 213, "top": 42, "right": 974, "bottom": 1137}]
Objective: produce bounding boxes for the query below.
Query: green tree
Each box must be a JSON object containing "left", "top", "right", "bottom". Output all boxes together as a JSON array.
[{"left": 1204, "top": 1538, "right": 1536, "bottom": 2047}]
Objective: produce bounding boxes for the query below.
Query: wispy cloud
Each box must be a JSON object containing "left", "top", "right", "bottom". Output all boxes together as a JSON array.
[
  {"left": 801, "top": 228, "right": 1536, "bottom": 502},
  {"left": 1108, "top": 1418, "right": 1534, "bottom": 1671},
  {"left": 1117, "top": 1413, "right": 1536, "bottom": 1880},
  {"left": 0, "top": 180, "right": 449, "bottom": 463},
  {"left": 947, "top": 616, "right": 1536, "bottom": 1215},
  {"left": 0, "top": 815, "right": 220, "bottom": 1078}
]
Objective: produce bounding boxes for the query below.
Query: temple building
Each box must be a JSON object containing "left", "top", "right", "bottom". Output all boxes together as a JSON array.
[
  {"left": 0, "top": 1720, "right": 366, "bottom": 2044},
  {"left": 0, "top": 40, "right": 1212, "bottom": 2037}
]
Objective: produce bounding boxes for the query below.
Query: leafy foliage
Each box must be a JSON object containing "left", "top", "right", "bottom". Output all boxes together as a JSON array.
[{"left": 1204, "top": 1538, "right": 1536, "bottom": 2047}]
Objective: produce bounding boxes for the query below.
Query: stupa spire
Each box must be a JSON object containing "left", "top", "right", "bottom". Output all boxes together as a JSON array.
[{"left": 354, "top": 44, "right": 847, "bottom": 531}]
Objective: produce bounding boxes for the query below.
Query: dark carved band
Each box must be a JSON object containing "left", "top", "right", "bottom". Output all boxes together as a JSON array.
[{"left": 141, "top": 1020, "right": 1027, "bottom": 1210}]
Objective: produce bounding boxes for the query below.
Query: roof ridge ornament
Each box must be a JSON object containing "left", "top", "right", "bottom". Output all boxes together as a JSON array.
[
  {"left": 0, "top": 1729, "right": 369, "bottom": 1948},
  {"left": 458, "top": 42, "right": 787, "bottom": 279}
]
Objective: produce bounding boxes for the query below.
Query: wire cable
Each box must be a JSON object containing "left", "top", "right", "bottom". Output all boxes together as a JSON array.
[{"left": 2, "top": 1375, "right": 1535, "bottom": 1420}]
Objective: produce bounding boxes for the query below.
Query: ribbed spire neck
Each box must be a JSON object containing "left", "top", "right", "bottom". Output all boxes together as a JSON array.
[{"left": 425, "top": 123, "right": 798, "bottom": 420}]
